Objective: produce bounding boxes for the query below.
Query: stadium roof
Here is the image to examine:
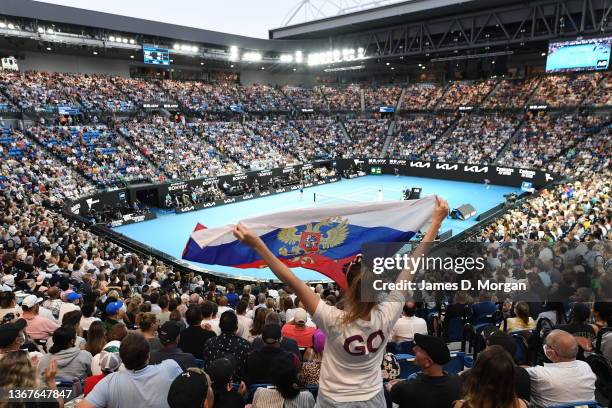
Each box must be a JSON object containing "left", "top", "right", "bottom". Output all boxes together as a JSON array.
[
  {"left": 0, "top": 0, "right": 317, "bottom": 52},
  {"left": 269, "top": 0, "right": 525, "bottom": 39}
]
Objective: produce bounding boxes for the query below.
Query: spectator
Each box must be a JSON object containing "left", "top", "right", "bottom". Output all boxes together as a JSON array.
[
  {"left": 389, "top": 333, "right": 462, "bottom": 408},
  {"left": 235, "top": 301, "right": 252, "bottom": 340},
  {"left": 0, "top": 318, "right": 27, "bottom": 356},
  {"left": 483, "top": 331, "right": 531, "bottom": 401},
  {"left": 208, "top": 357, "right": 247, "bottom": 408},
  {"left": 104, "top": 301, "right": 124, "bottom": 331},
  {"left": 149, "top": 321, "right": 197, "bottom": 370},
  {"left": 300, "top": 330, "right": 324, "bottom": 385},
  {"left": 0, "top": 290, "right": 21, "bottom": 321},
  {"left": 252, "top": 312, "right": 300, "bottom": 361},
  {"left": 21, "top": 294, "right": 59, "bottom": 340},
  {"left": 80, "top": 302, "right": 101, "bottom": 333},
  {"left": 455, "top": 345, "right": 527, "bottom": 408},
  {"left": 592, "top": 301, "right": 612, "bottom": 360},
  {"left": 391, "top": 301, "right": 428, "bottom": 342},
  {"left": 78, "top": 332, "right": 183, "bottom": 408},
  {"left": 84, "top": 346, "right": 122, "bottom": 396},
  {"left": 83, "top": 321, "right": 106, "bottom": 357},
  {"left": 137, "top": 312, "right": 162, "bottom": 352},
  {"left": 247, "top": 307, "right": 271, "bottom": 342},
  {"left": 505, "top": 302, "right": 536, "bottom": 332},
  {"left": 167, "top": 367, "right": 214, "bottom": 408},
  {"left": 281, "top": 308, "right": 316, "bottom": 348},
  {"left": 38, "top": 326, "right": 92, "bottom": 381},
  {"left": 178, "top": 304, "right": 216, "bottom": 360},
  {"left": 201, "top": 301, "right": 221, "bottom": 335},
  {"left": 252, "top": 355, "right": 315, "bottom": 408},
  {"left": 202, "top": 310, "right": 252, "bottom": 382},
  {"left": 247, "top": 323, "right": 298, "bottom": 386},
  {"left": 0, "top": 350, "right": 64, "bottom": 407},
  {"left": 233, "top": 199, "right": 446, "bottom": 405},
  {"left": 526, "top": 329, "right": 596, "bottom": 407},
  {"left": 558, "top": 302, "right": 596, "bottom": 345},
  {"left": 91, "top": 324, "right": 128, "bottom": 376},
  {"left": 226, "top": 283, "right": 239, "bottom": 307}
]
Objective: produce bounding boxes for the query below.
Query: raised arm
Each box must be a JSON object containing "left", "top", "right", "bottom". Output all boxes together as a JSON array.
[
  {"left": 233, "top": 224, "right": 320, "bottom": 315},
  {"left": 394, "top": 196, "right": 449, "bottom": 294}
]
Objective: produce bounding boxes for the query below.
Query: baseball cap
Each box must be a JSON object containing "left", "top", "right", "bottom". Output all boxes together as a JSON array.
[
  {"left": 99, "top": 349, "right": 122, "bottom": 373},
  {"left": 66, "top": 292, "right": 82, "bottom": 302},
  {"left": 21, "top": 294, "right": 43, "bottom": 308},
  {"left": 293, "top": 308, "right": 307, "bottom": 325},
  {"left": 105, "top": 300, "right": 124, "bottom": 316},
  {"left": 0, "top": 318, "right": 26, "bottom": 347},
  {"left": 262, "top": 324, "right": 281, "bottom": 345},
  {"left": 414, "top": 333, "right": 451, "bottom": 365},
  {"left": 167, "top": 369, "right": 210, "bottom": 408},
  {"left": 158, "top": 321, "right": 181, "bottom": 345},
  {"left": 208, "top": 356, "right": 235, "bottom": 386}
]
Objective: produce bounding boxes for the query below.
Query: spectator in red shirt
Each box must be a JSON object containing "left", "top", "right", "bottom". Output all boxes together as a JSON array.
[{"left": 281, "top": 308, "right": 316, "bottom": 348}]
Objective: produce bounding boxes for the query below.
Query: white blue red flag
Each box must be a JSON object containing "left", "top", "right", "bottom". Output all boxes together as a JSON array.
[{"left": 182, "top": 197, "right": 435, "bottom": 289}]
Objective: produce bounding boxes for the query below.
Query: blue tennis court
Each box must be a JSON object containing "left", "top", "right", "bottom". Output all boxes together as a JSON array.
[{"left": 114, "top": 175, "right": 520, "bottom": 281}]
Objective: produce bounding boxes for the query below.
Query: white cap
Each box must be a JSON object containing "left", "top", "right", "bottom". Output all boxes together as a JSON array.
[
  {"left": 22, "top": 294, "right": 43, "bottom": 308},
  {"left": 293, "top": 308, "right": 308, "bottom": 325}
]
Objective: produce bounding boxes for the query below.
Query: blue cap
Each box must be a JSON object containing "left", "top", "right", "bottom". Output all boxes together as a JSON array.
[
  {"left": 66, "top": 292, "right": 82, "bottom": 302},
  {"left": 105, "top": 300, "right": 124, "bottom": 316}
]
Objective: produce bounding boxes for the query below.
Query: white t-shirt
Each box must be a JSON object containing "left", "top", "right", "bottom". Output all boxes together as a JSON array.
[
  {"left": 526, "top": 360, "right": 596, "bottom": 408},
  {"left": 80, "top": 316, "right": 101, "bottom": 332},
  {"left": 58, "top": 302, "right": 80, "bottom": 324},
  {"left": 312, "top": 290, "right": 404, "bottom": 402},
  {"left": 236, "top": 315, "right": 253, "bottom": 340},
  {"left": 201, "top": 318, "right": 220, "bottom": 335},
  {"left": 391, "top": 315, "right": 428, "bottom": 342}
]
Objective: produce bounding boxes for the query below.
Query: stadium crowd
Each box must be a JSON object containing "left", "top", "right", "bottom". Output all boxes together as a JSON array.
[
  {"left": 343, "top": 119, "right": 389, "bottom": 157},
  {"left": 364, "top": 86, "right": 402, "bottom": 111},
  {"left": 319, "top": 85, "right": 361, "bottom": 111},
  {"left": 482, "top": 78, "right": 541, "bottom": 109},
  {"left": 424, "top": 114, "right": 520, "bottom": 163},
  {"left": 499, "top": 113, "right": 609, "bottom": 172},
  {"left": 387, "top": 115, "right": 454, "bottom": 159},
  {"left": 438, "top": 80, "right": 496, "bottom": 109},
  {"left": 281, "top": 86, "right": 328, "bottom": 111},
  {"left": 121, "top": 116, "right": 242, "bottom": 180},
  {"left": 530, "top": 73, "right": 603, "bottom": 108},
  {"left": 28, "top": 125, "right": 157, "bottom": 187},
  {"left": 400, "top": 84, "right": 446, "bottom": 111}
]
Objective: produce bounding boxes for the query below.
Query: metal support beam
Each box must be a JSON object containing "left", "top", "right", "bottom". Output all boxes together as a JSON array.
[{"left": 327, "top": 0, "right": 612, "bottom": 59}]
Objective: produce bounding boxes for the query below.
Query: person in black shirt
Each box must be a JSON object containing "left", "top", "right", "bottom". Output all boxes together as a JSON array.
[
  {"left": 178, "top": 305, "right": 216, "bottom": 360},
  {"left": 208, "top": 357, "right": 246, "bottom": 408},
  {"left": 246, "top": 324, "right": 299, "bottom": 386},
  {"left": 445, "top": 292, "right": 470, "bottom": 320},
  {"left": 389, "top": 334, "right": 462, "bottom": 408},
  {"left": 150, "top": 321, "right": 197, "bottom": 370},
  {"left": 203, "top": 311, "right": 252, "bottom": 382}
]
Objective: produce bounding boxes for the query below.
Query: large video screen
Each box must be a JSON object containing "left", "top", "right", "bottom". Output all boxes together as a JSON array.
[
  {"left": 545, "top": 36, "right": 612, "bottom": 73},
  {"left": 143, "top": 45, "right": 170, "bottom": 66}
]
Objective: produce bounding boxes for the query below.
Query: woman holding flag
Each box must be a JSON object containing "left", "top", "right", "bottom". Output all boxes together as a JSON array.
[{"left": 233, "top": 196, "right": 449, "bottom": 407}]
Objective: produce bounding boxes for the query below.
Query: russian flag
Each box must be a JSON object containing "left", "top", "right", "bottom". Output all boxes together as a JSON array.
[{"left": 182, "top": 196, "right": 436, "bottom": 289}]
